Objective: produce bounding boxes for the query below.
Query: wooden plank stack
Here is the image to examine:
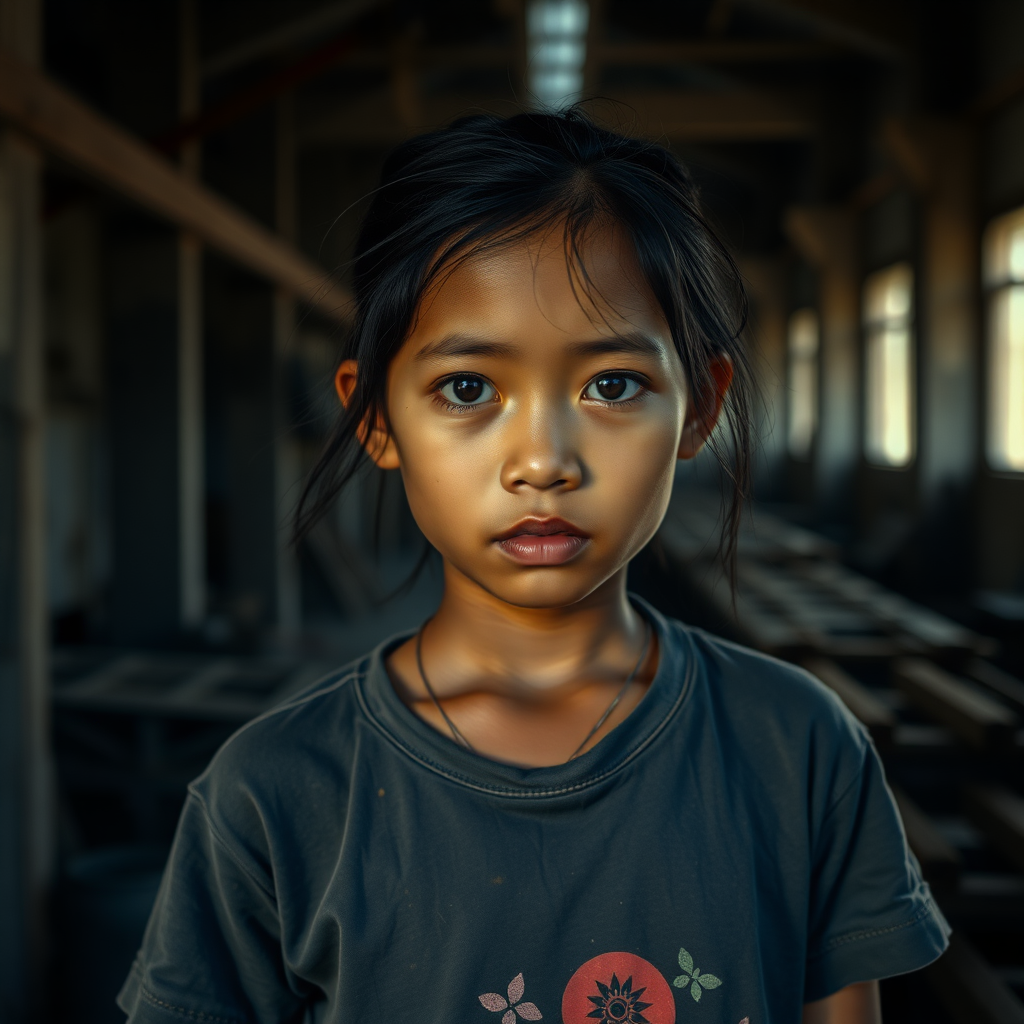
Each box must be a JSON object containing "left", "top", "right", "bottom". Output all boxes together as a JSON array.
[{"left": 657, "top": 493, "right": 1024, "bottom": 1020}]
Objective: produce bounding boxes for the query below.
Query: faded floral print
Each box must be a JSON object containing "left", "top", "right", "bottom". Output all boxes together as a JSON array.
[{"left": 479, "top": 972, "right": 544, "bottom": 1023}]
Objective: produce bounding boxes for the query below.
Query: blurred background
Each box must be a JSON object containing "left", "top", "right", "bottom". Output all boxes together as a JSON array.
[{"left": 1, "top": 0, "right": 1023, "bottom": 1021}]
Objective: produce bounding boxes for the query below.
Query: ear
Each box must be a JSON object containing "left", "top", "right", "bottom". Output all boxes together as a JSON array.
[
  {"left": 334, "top": 359, "right": 401, "bottom": 470},
  {"left": 678, "top": 355, "right": 733, "bottom": 461}
]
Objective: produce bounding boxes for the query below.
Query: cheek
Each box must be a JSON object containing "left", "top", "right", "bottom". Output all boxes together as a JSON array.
[
  {"left": 392, "top": 415, "right": 499, "bottom": 532},
  {"left": 588, "top": 415, "right": 681, "bottom": 533}
]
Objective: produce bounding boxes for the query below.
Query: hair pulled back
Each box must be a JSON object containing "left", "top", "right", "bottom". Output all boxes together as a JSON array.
[{"left": 296, "top": 107, "right": 754, "bottom": 574}]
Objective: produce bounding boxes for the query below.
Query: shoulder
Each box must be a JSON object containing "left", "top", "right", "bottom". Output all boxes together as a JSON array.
[
  {"left": 667, "top": 620, "right": 871, "bottom": 799},
  {"left": 187, "top": 651, "right": 373, "bottom": 844},
  {"left": 681, "top": 623, "right": 863, "bottom": 733}
]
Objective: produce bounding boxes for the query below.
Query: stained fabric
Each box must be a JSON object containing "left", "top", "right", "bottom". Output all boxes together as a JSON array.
[{"left": 118, "top": 599, "right": 948, "bottom": 1024}]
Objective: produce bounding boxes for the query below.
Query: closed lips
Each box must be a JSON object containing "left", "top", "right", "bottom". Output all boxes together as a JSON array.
[
  {"left": 494, "top": 518, "right": 587, "bottom": 540},
  {"left": 494, "top": 519, "right": 590, "bottom": 565}
]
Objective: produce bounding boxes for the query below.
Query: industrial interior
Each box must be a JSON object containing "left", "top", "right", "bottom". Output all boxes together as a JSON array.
[{"left": 1, "top": 0, "right": 1024, "bottom": 1020}]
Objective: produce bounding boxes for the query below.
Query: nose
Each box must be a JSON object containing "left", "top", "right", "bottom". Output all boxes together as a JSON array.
[{"left": 499, "top": 396, "right": 584, "bottom": 493}]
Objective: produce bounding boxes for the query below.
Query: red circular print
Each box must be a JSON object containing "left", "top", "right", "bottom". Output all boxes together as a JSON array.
[{"left": 562, "top": 952, "right": 676, "bottom": 1024}]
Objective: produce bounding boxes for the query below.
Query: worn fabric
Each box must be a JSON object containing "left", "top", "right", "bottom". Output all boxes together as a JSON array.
[{"left": 118, "top": 600, "right": 948, "bottom": 1024}]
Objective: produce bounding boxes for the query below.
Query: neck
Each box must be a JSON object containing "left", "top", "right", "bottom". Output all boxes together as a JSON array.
[{"left": 421, "top": 562, "right": 646, "bottom": 697}]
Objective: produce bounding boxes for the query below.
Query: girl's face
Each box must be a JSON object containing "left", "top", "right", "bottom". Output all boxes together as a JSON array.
[{"left": 349, "top": 222, "right": 721, "bottom": 610}]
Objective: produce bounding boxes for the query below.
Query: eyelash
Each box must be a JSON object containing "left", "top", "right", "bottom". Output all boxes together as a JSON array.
[
  {"left": 429, "top": 371, "right": 652, "bottom": 412},
  {"left": 431, "top": 375, "right": 498, "bottom": 414},
  {"left": 584, "top": 372, "right": 651, "bottom": 408}
]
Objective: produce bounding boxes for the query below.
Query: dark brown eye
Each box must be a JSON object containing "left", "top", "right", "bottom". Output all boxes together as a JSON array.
[
  {"left": 585, "top": 375, "right": 642, "bottom": 402},
  {"left": 439, "top": 376, "right": 494, "bottom": 405}
]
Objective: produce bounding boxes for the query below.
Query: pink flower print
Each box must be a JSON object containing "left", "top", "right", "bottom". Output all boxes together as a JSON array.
[{"left": 479, "top": 972, "right": 544, "bottom": 1023}]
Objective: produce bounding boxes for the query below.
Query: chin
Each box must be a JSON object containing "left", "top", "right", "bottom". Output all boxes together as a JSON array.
[{"left": 476, "top": 567, "right": 621, "bottom": 610}]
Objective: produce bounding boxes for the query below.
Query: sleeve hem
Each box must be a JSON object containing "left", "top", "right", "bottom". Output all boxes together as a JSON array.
[
  {"left": 804, "top": 906, "right": 951, "bottom": 1002},
  {"left": 117, "top": 961, "right": 251, "bottom": 1024}
]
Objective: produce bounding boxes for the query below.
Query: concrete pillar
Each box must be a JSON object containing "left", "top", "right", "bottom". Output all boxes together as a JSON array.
[
  {"left": 784, "top": 206, "right": 861, "bottom": 521},
  {"left": 0, "top": 1, "right": 53, "bottom": 1017}
]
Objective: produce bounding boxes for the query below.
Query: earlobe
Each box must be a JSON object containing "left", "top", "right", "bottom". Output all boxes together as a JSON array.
[
  {"left": 678, "top": 354, "right": 734, "bottom": 461},
  {"left": 334, "top": 359, "right": 401, "bottom": 470}
]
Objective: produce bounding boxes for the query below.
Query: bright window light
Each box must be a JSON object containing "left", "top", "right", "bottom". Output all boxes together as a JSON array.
[
  {"left": 527, "top": 0, "right": 589, "bottom": 110},
  {"left": 863, "top": 262, "right": 915, "bottom": 467},
  {"left": 983, "top": 206, "right": 1024, "bottom": 472},
  {"left": 787, "top": 308, "right": 819, "bottom": 459}
]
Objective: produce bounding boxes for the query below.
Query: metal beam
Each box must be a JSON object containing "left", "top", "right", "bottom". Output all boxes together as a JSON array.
[{"left": 0, "top": 49, "right": 353, "bottom": 323}]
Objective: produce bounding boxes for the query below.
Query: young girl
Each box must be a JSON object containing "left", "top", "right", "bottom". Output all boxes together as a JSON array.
[{"left": 119, "top": 110, "right": 948, "bottom": 1024}]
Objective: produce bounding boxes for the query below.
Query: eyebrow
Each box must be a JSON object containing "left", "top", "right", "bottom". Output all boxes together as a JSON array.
[
  {"left": 565, "top": 332, "right": 664, "bottom": 358},
  {"left": 414, "top": 330, "right": 664, "bottom": 361},
  {"left": 414, "top": 334, "right": 518, "bottom": 360}
]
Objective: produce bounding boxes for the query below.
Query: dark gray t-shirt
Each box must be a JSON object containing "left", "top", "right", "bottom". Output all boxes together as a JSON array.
[{"left": 119, "top": 602, "right": 949, "bottom": 1024}]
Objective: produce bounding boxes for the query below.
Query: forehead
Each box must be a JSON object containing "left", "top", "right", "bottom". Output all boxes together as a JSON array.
[{"left": 406, "top": 221, "right": 670, "bottom": 351}]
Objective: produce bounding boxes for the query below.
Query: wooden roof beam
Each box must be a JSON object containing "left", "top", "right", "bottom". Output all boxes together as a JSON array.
[
  {"left": 201, "top": 0, "right": 379, "bottom": 79},
  {"left": 0, "top": 49, "right": 352, "bottom": 324},
  {"left": 339, "top": 38, "right": 842, "bottom": 71},
  {"left": 297, "top": 89, "right": 816, "bottom": 148},
  {"left": 735, "top": 0, "right": 909, "bottom": 62}
]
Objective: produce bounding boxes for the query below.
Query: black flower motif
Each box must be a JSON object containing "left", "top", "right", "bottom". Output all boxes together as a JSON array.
[{"left": 586, "top": 973, "right": 652, "bottom": 1024}]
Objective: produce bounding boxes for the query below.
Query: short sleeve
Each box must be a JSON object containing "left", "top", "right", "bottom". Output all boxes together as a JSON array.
[
  {"left": 805, "top": 739, "right": 950, "bottom": 1001},
  {"left": 117, "top": 793, "right": 304, "bottom": 1024}
]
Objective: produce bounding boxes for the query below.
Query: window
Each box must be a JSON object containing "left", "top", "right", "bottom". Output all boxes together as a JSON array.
[
  {"left": 787, "top": 308, "right": 819, "bottom": 459},
  {"left": 527, "top": 0, "right": 589, "bottom": 110},
  {"left": 983, "top": 206, "right": 1024, "bottom": 472},
  {"left": 863, "top": 262, "right": 914, "bottom": 467}
]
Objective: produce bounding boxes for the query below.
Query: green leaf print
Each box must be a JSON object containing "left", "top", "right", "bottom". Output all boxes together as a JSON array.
[
  {"left": 671, "top": 945, "right": 724, "bottom": 1006},
  {"left": 677, "top": 948, "right": 694, "bottom": 975}
]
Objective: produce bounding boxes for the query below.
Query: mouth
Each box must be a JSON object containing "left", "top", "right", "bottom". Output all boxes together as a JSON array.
[{"left": 493, "top": 517, "right": 590, "bottom": 566}]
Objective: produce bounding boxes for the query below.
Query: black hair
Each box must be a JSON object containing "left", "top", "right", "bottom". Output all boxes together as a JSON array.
[{"left": 295, "top": 107, "right": 755, "bottom": 578}]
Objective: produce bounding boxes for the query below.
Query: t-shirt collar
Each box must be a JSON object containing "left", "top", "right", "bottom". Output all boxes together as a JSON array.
[{"left": 356, "top": 595, "right": 694, "bottom": 798}]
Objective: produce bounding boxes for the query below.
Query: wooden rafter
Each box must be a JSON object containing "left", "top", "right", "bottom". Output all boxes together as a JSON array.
[
  {"left": 0, "top": 49, "right": 353, "bottom": 323},
  {"left": 339, "top": 38, "right": 842, "bottom": 70},
  {"left": 736, "top": 0, "right": 909, "bottom": 60},
  {"left": 201, "top": 0, "right": 378, "bottom": 79},
  {"left": 297, "top": 88, "right": 816, "bottom": 148}
]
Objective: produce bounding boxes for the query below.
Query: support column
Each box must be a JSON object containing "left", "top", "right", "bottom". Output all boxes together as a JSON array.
[
  {"left": 274, "top": 94, "right": 301, "bottom": 639},
  {"left": 738, "top": 254, "right": 789, "bottom": 500},
  {"left": 0, "top": 4, "right": 52, "bottom": 1020},
  {"left": 784, "top": 206, "right": 860, "bottom": 521},
  {"left": 918, "top": 120, "right": 978, "bottom": 589},
  {"left": 106, "top": 1, "right": 184, "bottom": 645},
  {"left": 880, "top": 116, "right": 978, "bottom": 587},
  {"left": 178, "top": 0, "right": 205, "bottom": 628},
  {"left": 916, "top": 121, "right": 978, "bottom": 495}
]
